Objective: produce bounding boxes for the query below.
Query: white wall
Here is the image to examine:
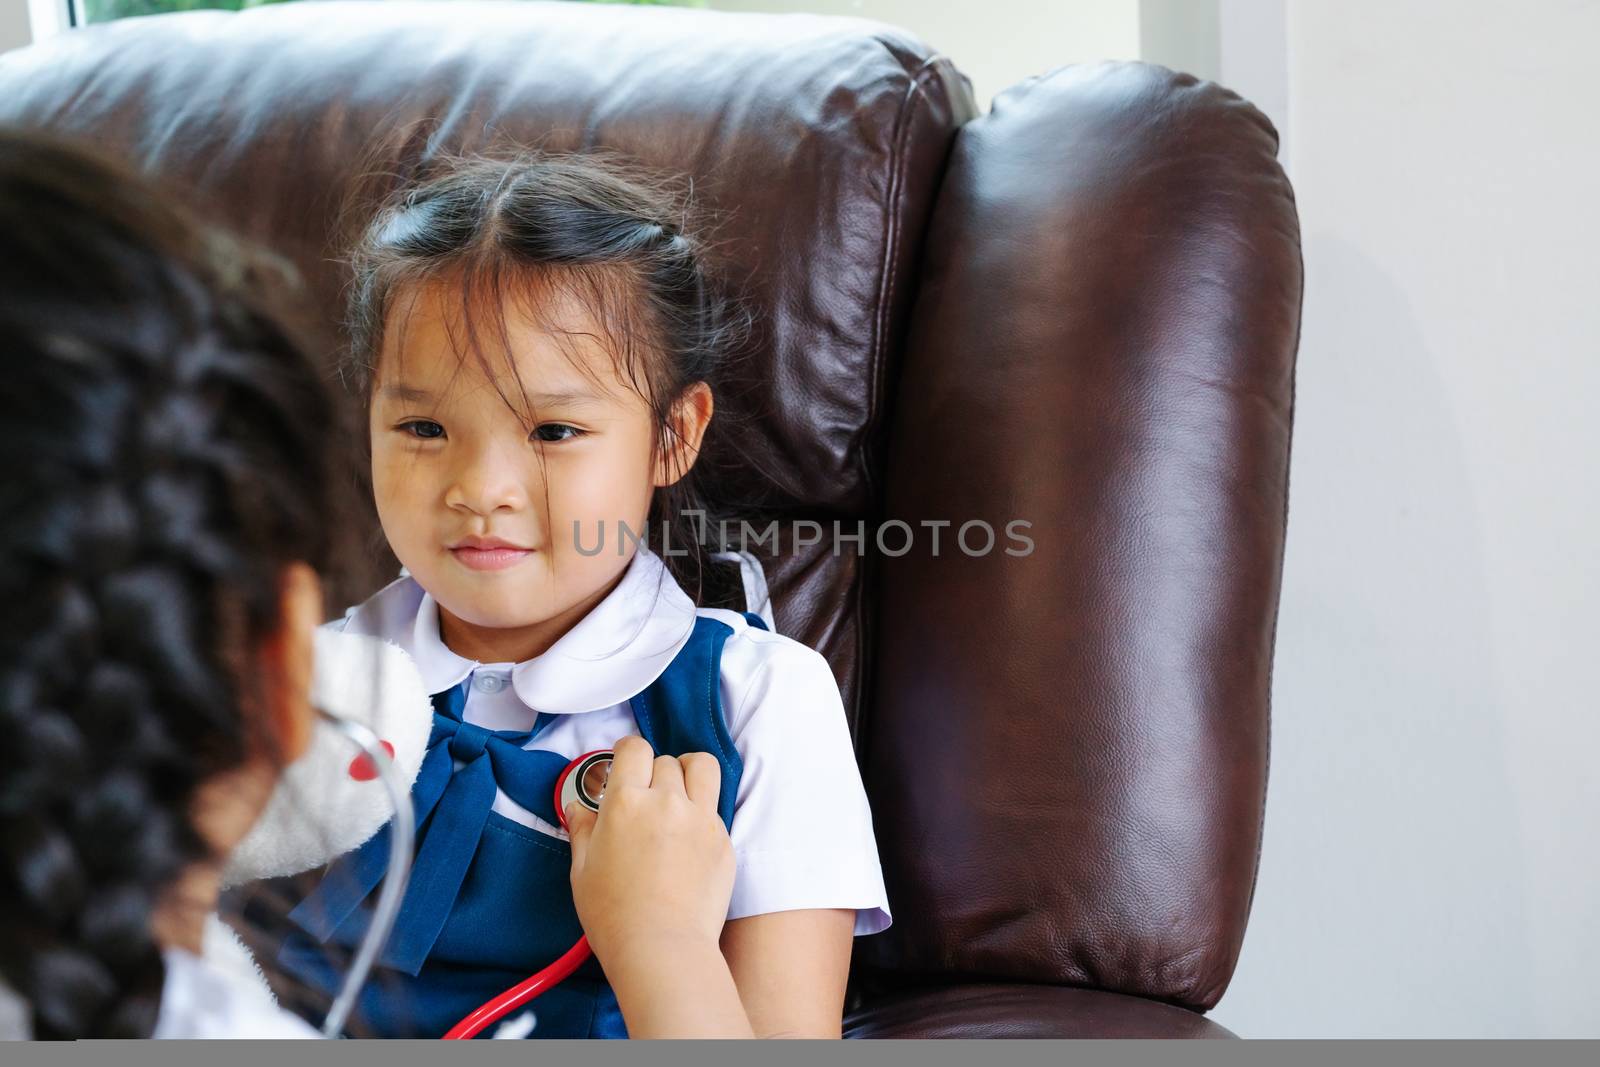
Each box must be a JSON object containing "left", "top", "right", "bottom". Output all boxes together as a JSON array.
[
  {"left": 1217, "top": 0, "right": 1287, "bottom": 167},
  {"left": 1139, "top": 0, "right": 1219, "bottom": 85},
  {"left": 0, "top": 0, "right": 34, "bottom": 52},
  {"left": 709, "top": 0, "right": 1142, "bottom": 112},
  {"left": 1212, "top": 0, "right": 1600, "bottom": 1039}
]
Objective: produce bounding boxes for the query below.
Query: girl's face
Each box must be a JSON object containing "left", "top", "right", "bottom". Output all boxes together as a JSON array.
[{"left": 370, "top": 278, "right": 707, "bottom": 663}]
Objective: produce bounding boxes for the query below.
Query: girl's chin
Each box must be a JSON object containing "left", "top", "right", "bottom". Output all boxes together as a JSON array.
[{"left": 438, "top": 601, "right": 559, "bottom": 633}]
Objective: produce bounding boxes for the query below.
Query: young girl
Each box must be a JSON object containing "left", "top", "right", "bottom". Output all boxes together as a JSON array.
[
  {"left": 0, "top": 128, "right": 341, "bottom": 1039},
  {"left": 272, "top": 150, "right": 892, "bottom": 1039}
]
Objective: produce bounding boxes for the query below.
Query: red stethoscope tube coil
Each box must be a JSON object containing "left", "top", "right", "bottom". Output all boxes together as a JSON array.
[{"left": 440, "top": 749, "right": 613, "bottom": 1041}]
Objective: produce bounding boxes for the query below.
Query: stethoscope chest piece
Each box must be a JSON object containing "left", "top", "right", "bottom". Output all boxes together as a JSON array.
[{"left": 554, "top": 749, "right": 613, "bottom": 832}]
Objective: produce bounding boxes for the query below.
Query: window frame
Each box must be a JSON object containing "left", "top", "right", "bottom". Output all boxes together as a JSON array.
[{"left": 27, "top": 0, "right": 73, "bottom": 39}]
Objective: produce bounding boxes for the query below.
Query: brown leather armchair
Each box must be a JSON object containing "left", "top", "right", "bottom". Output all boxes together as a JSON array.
[{"left": 0, "top": 0, "right": 1301, "bottom": 1040}]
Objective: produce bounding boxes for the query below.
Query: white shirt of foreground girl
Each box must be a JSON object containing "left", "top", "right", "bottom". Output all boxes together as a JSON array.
[{"left": 332, "top": 543, "right": 893, "bottom": 937}]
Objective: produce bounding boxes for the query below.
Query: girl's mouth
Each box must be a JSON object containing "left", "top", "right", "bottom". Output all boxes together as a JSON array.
[
  {"left": 448, "top": 537, "right": 536, "bottom": 571},
  {"left": 450, "top": 546, "right": 534, "bottom": 571}
]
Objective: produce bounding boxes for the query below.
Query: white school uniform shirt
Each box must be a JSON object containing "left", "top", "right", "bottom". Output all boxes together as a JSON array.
[{"left": 331, "top": 544, "right": 893, "bottom": 937}]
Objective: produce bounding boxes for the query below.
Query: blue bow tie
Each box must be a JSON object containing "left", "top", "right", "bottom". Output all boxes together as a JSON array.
[{"left": 287, "top": 679, "right": 571, "bottom": 975}]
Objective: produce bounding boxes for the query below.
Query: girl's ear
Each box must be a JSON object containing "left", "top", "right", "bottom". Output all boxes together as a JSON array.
[
  {"left": 653, "top": 381, "right": 714, "bottom": 489},
  {"left": 257, "top": 561, "right": 323, "bottom": 764}
]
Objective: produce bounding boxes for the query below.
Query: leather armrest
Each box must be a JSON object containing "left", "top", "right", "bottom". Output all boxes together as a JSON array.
[{"left": 845, "top": 982, "right": 1238, "bottom": 1039}]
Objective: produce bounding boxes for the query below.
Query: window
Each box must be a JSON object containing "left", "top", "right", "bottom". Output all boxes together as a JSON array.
[
  {"left": 76, "top": 0, "right": 297, "bottom": 23},
  {"left": 71, "top": 0, "right": 704, "bottom": 27}
]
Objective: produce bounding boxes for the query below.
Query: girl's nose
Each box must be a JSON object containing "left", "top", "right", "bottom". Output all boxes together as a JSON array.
[{"left": 443, "top": 443, "right": 531, "bottom": 516}]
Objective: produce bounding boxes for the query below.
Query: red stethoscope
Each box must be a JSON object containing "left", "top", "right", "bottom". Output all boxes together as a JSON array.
[{"left": 439, "top": 749, "right": 614, "bottom": 1041}]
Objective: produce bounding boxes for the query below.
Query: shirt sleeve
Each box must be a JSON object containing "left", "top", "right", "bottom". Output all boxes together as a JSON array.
[{"left": 719, "top": 628, "right": 893, "bottom": 937}]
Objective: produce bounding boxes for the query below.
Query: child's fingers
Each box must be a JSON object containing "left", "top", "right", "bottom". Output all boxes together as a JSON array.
[
  {"left": 679, "top": 752, "right": 721, "bottom": 813},
  {"left": 607, "top": 734, "right": 656, "bottom": 791},
  {"left": 564, "top": 798, "right": 596, "bottom": 864},
  {"left": 565, "top": 797, "right": 597, "bottom": 833},
  {"left": 650, "top": 753, "right": 685, "bottom": 796}
]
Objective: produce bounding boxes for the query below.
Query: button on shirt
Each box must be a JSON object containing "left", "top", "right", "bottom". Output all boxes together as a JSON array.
[{"left": 331, "top": 544, "right": 893, "bottom": 936}]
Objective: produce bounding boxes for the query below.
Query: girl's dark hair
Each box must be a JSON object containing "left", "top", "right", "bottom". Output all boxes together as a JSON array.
[
  {"left": 343, "top": 148, "right": 755, "bottom": 605},
  {"left": 0, "top": 127, "right": 344, "bottom": 1038}
]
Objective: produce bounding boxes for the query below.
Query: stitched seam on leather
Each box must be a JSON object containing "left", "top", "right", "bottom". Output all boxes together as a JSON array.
[
  {"left": 863, "top": 52, "right": 945, "bottom": 505},
  {"left": 853, "top": 53, "right": 948, "bottom": 749}
]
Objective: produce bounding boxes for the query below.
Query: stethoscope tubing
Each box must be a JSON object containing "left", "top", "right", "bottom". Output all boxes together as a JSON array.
[
  {"left": 441, "top": 935, "right": 592, "bottom": 1040},
  {"left": 316, "top": 708, "right": 416, "bottom": 1039}
]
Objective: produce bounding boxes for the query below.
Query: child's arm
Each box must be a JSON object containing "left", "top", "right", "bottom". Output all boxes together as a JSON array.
[
  {"left": 568, "top": 630, "right": 892, "bottom": 1039},
  {"left": 719, "top": 909, "right": 856, "bottom": 1038},
  {"left": 565, "top": 738, "right": 757, "bottom": 1038},
  {"left": 598, "top": 909, "right": 857, "bottom": 1039},
  {"left": 708, "top": 633, "right": 893, "bottom": 1038},
  {"left": 599, "top": 929, "right": 756, "bottom": 1038}
]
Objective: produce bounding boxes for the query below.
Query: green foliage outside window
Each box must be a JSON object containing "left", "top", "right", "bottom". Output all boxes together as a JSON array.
[{"left": 80, "top": 0, "right": 705, "bottom": 24}]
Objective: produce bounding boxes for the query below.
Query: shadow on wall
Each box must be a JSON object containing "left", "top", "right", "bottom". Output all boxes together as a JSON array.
[{"left": 1221, "top": 233, "right": 1539, "bottom": 1037}]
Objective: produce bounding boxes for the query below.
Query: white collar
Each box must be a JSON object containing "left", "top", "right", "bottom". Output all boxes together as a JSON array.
[{"left": 341, "top": 544, "right": 698, "bottom": 715}]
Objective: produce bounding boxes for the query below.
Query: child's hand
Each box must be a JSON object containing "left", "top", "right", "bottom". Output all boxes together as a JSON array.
[{"left": 564, "top": 734, "right": 735, "bottom": 961}]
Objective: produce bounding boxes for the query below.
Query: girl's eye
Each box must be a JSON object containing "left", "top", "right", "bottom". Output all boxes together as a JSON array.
[
  {"left": 399, "top": 419, "right": 445, "bottom": 440},
  {"left": 533, "top": 423, "right": 585, "bottom": 443}
]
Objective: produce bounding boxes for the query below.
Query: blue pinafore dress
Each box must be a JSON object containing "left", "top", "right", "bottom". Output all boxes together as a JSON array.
[{"left": 276, "top": 612, "right": 765, "bottom": 1039}]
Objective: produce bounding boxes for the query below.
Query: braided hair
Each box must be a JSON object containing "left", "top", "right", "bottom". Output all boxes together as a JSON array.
[{"left": 0, "top": 127, "right": 343, "bottom": 1039}]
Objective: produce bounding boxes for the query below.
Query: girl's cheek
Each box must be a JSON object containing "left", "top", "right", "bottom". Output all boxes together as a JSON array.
[
  {"left": 370, "top": 460, "right": 422, "bottom": 525},
  {"left": 369, "top": 458, "right": 398, "bottom": 507}
]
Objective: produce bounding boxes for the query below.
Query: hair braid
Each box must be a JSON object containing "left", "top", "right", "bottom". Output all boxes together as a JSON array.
[{"left": 0, "top": 127, "right": 344, "bottom": 1039}]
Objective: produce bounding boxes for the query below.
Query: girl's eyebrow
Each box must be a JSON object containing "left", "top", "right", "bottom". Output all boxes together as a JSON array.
[
  {"left": 377, "top": 383, "right": 434, "bottom": 403},
  {"left": 524, "top": 390, "right": 604, "bottom": 408},
  {"left": 378, "top": 383, "right": 602, "bottom": 407}
]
